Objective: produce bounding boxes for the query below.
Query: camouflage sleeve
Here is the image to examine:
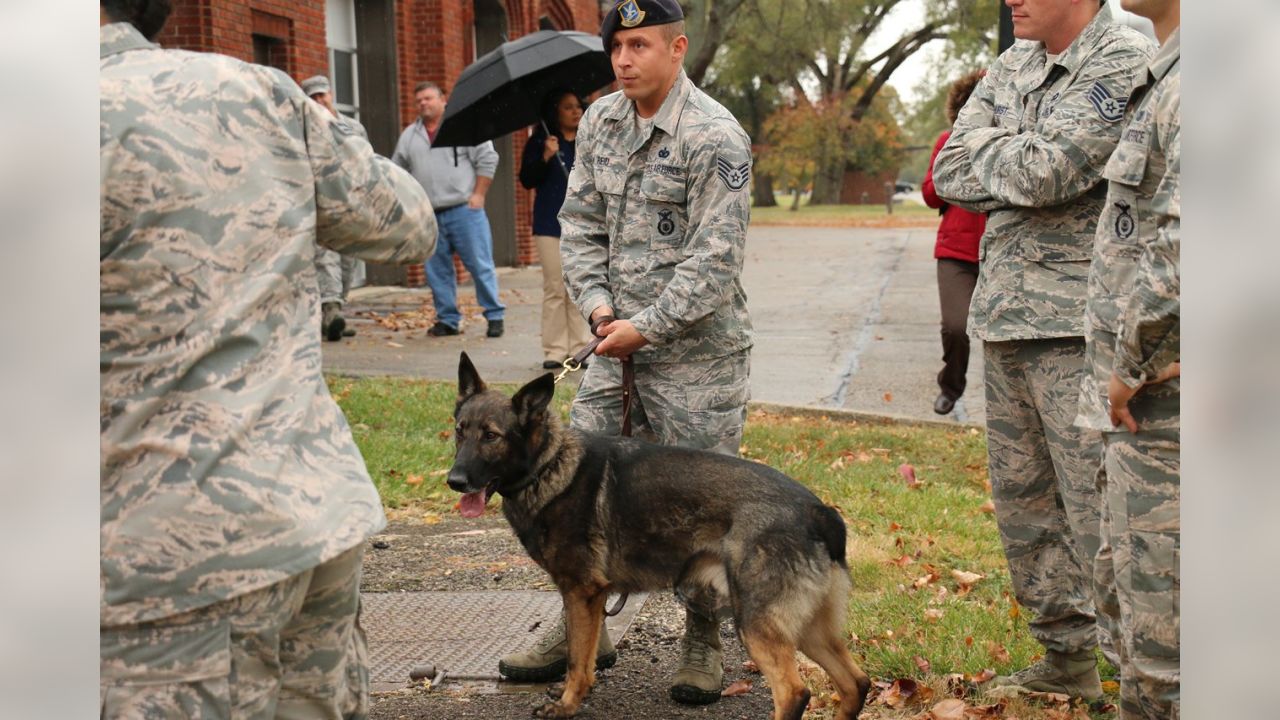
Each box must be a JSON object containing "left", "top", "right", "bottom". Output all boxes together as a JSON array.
[
  {"left": 306, "top": 98, "right": 437, "bottom": 264},
  {"left": 960, "top": 42, "right": 1152, "bottom": 208},
  {"left": 1115, "top": 116, "right": 1180, "bottom": 388},
  {"left": 628, "top": 122, "right": 750, "bottom": 345},
  {"left": 559, "top": 106, "right": 614, "bottom": 318},
  {"left": 933, "top": 67, "right": 1004, "bottom": 213}
]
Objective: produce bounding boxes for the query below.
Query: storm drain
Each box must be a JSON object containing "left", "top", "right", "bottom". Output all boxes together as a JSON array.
[{"left": 362, "top": 591, "right": 646, "bottom": 691}]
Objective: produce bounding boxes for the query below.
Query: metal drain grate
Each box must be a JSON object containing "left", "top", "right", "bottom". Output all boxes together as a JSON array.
[
  {"left": 363, "top": 591, "right": 564, "bottom": 684},
  {"left": 362, "top": 591, "right": 648, "bottom": 690}
]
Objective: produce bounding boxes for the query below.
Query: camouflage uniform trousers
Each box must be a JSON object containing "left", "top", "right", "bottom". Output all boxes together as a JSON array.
[
  {"left": 100, "top": 546, "right": 370, "bottom": 720},
  {"left": 983, "top": 338, "right": 1114, "bottom": 659},
  {"left": 316, "top": 247, "right": 365, "bottom": 306},
  {"left": 1093, "top": 427, "right": 1180, "bottom": 720},
  {"left": 570, "top": 350, "right": 750, "bottom": 457}
]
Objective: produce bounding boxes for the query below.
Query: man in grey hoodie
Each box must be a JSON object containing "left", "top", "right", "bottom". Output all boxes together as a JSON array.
[{"left": 393, "top": 81, "right": 506, "bottom": 337}]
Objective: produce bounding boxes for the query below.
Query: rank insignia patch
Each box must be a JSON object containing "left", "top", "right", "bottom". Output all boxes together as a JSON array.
[{"left": 716, "top": 157, "right": 750, "bottom": 191}]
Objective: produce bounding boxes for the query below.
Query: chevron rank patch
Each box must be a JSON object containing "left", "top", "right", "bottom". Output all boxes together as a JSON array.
[
  {"left": 1087, "top": 81, "right": 1127, "bottom": 123},
  {"left": 716, "top": 156, "right": 750, "bottom": 191}
]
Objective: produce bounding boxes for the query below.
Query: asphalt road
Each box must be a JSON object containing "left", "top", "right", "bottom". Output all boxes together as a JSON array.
[{"left": 322, "top": 224, "right": 984, "bottom": 426}]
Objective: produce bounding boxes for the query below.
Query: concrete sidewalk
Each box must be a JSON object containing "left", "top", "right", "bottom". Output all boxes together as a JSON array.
[{"left": 322, "top": 224, "right": 984, "bottom": 426}]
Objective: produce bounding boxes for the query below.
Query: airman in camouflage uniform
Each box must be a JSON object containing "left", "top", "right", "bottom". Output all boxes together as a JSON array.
[
  {"left": 100, "top": 5, "right": 436, "bottom": 717},
  {"left": 932, "top": 1, "right": 1153, "bottom": 698},
  {"left": 499, "top": 0, "right": 753, "bottom": 704},
  {"left": 1078, "top": 15, "right": 1180, "bottom": 719},
  {"left": 301, "top": 74, "right": 370, "bottom": 342}
]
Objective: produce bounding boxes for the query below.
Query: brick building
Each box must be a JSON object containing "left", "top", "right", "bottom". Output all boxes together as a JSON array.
[{"left": 157, "top": 0, "right": 606, "bottom": 284}]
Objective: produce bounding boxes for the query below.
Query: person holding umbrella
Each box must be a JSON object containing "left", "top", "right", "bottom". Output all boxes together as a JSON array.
[
  {"left": 519, "top": 90, "right": 596, "bottom": 369},
  {"left": 498, "top": 0, "right": 755, "bottom": 707}
]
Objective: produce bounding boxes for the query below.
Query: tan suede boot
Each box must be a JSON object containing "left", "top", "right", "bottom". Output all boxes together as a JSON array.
[
  {"left": 497, "top": 615, "right": 616, "bottom": 683},
  {"left": 669, "top": 610, "right": 723, "bottom": 705},
  {"left": 990, "top": 649, "right": 1103, "bottom": 700}
]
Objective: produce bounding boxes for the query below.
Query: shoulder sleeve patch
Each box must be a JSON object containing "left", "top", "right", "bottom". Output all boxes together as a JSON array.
[
  {"left": 1087, "top": 80, "right": 1128, "bottom": 123},
  {"left": 716, "top": 156, "right": 751, "bottom": 191}
]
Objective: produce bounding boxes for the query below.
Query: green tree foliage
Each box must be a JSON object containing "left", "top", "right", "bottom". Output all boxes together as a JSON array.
[{"left": 686, "top": 0, "right": 998, "bottom": 205}]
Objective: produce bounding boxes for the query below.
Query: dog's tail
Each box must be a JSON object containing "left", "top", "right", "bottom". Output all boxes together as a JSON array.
[{"left": 811, "top": 505, "right": 848, "bottom": 567}]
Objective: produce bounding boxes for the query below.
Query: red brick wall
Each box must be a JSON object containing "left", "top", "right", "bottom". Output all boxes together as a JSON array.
[
  {"left": 840, "top": 168, "right": 900, "bottom": 205},
  {"left": 157, "top": 1, "right": 327, "bottom": 81}
]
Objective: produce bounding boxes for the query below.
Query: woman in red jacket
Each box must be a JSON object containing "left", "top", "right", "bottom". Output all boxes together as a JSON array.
[{"left": 922, "top": 70, "right": 986, "bottom": 415}]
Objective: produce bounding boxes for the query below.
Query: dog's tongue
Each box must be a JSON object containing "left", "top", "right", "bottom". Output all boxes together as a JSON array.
[{"left": 459, "top": 491, "right": 487, "bottom": 518}]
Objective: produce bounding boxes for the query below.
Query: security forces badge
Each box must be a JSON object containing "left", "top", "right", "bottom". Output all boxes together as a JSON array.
[
  {"left": 657, "top": 209, "right": 676, "bottom": 236},
  {"left": 618, "top": 0, "right": 645, "bottom": 27},
  {"left": 716, "top": 155, "right": 750, "bottom": 192},
  {"left": 1113, "top": 200, "right": 1135, "bottom": 239}
]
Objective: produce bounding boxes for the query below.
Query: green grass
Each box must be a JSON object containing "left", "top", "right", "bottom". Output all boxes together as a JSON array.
[
  {"left": 751, "top": 201, "right": 938, "bottom": 227},
  {"left": 331, "top": 375, "right": 1115, "bottom": 718}
]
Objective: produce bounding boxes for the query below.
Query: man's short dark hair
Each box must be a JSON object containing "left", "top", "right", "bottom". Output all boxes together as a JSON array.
[
  {"left": 101, "top": 0, "right": 173, "bottom": 41},
  {"left": 414, "top": 81, "right": 443, "bottom": 97}
]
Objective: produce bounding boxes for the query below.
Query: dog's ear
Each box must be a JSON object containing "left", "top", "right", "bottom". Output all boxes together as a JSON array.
[
  {"left": 511, "top": 373, "right": 556, "bottom": 425},
  {"left": 458, "top": 352, "right": 486, "bottom": 402}
]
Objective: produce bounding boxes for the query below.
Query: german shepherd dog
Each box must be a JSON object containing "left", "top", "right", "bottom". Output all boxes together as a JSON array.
[{"left": 447, "top": 353, "right": 871, "bottom": 719}]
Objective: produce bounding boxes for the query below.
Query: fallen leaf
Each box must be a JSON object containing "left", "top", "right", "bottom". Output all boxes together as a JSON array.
[
  {"left": 429, "top": 468, "right": 449, "bottom": 477},
  {"left": 914, "top": 655, "right": 932, "bottom": 674},
  {"left": 973, "top": 668, "right": 996, "bottom": 683},
  {"left": 923, "top": 608, "right": 945, "bottom": 622},
  {"left": 951, "top": 569, "right": 985, "bottom": 589},
  {"left": 1101, "top": 680, "right": 1120, "bottom": 693},
  {"left": 979, "top": 500, "right": 996, "bottom": 514},
  {"left": 1008, "top": 601, "right": 1021, "bottom": 620},
  {"left": 928, "top": 698, "right": 968, "bottom": 720},
  {"left": 889, "top": 555, "right": 915, "bottom": 568},
  {"left": 883, "top": 392, "right": 894, "bottom": 403},
  {"left": 899, "top": 463, "right": 923, "bottom": 489},
  {"left": 987, "top": 642, "right": 1011, "bottom": 664},
  {"left": 876, "top": 678, "right": 931, "bottom": 709},
  {"left": 889, "top": 521, "right": 904, "bottom": 531},
  {"left": 405, "top": 474, "right": 425, "bottom": 486},
  {"left": 721, "top": 679, "right": 752, "bottom": 697},
  {"left": 829, "top": 456, "right": 847, "bottom": 471},
  {"left": 386, "top": 341, "right": 404, "bottom": 348},
  {"left": 742, "top": 660, "right": 760, "bottom": 674}
]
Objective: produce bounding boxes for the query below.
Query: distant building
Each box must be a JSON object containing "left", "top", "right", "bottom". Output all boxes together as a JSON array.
[{"left": 157, "top": 0, "right": 605, "bottom": 284}]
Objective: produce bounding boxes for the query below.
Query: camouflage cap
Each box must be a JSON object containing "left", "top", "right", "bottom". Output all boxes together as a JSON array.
[
  {"left": 300, "top": 75, "right": 331, "bottom": 97},
  {"left": 601, "top": 0, "right": 684, "bottom": 51}
]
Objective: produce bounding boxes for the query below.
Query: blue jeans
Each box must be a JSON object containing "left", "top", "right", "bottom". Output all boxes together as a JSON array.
[{"left": 426, "top": 205, "right": 505, "bottom": 328}]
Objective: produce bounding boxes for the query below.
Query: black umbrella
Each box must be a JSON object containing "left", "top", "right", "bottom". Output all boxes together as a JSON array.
[{"left": 432, "top": 30, "right": 615, "bottom": 148}]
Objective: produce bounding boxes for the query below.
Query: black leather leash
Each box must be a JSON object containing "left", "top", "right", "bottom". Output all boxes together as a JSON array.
[{"left": 553, "top": 315, "right": 633, "bottom": 617}]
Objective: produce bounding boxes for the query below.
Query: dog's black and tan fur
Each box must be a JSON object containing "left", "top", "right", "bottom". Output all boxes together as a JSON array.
[{"left": 447, "top": 353, "right": 871, "bottom": 719}]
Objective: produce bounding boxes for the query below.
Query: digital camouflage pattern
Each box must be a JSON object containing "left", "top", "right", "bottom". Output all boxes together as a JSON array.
[
  {"left": 983, "top": 338, "right": 1107, "bottom": 656},
  {"left": 100, "top": 546, "right": 369, "bottom": 720},
  {"left": 930, "top": 5, "right": 1149, "bottom": 668},
  {"left": 570, "top": 351, "right": 750, "bottom": 456},
  {"left": 1082, "top": 29, "right": 1181, "bottom": 720},
  {"left": 932, "top": 4, "right": 1155, "bottom": 342},
  {"left": 1078, "top": 31, "right": 1180, "bottom": 432},
  {"left": 560, "top": 70, "right": 754, "bottom": 364},
  {"left": 100, "top": 22, "right": 437, "bottom": 627}
]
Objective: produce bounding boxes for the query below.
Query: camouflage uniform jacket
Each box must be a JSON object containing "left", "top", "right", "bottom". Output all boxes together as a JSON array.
[
  {"left": 1078, "top": 30, "right": 1180, "bottom": 432},
  {"left": 100, "top": 23, "right": 437, "bottom": 626},
  {"left": 560, "top": 70, "right": 754, "bottom": 363},
  {"left": 932, "top": 5, "right": 1154, "bottom": 341}
]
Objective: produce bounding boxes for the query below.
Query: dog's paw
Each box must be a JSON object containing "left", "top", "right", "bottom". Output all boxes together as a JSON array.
[
  {"left": 532, "top": 700, "right": 577, "bottom": 718},
  {"left": 545, "top": 682, "right": 565, "bottom": 700}
]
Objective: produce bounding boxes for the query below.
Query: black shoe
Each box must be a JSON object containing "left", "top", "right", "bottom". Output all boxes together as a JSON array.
[
  {"left": 342, "top": 327, "right": 356, "bottom": 337},
  {"left": 542, "top": 360, "right": 562, "bottom": 370},
  {"left": 486, "top": 320, "right": 504, "bottom": 338},
  {"left": 322, "top": 302, "right": 346, "bottom": 342},
  {"left": 427, "top": 321, "right": 459, "bottom": 337},
  {"left": 933, "top": 392, "right": 957, "bottom": 415}
]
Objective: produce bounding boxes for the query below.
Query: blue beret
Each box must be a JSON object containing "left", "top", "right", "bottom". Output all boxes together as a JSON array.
[{"left": 600, "top": 0, "right": 685, "bottom": 52}]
